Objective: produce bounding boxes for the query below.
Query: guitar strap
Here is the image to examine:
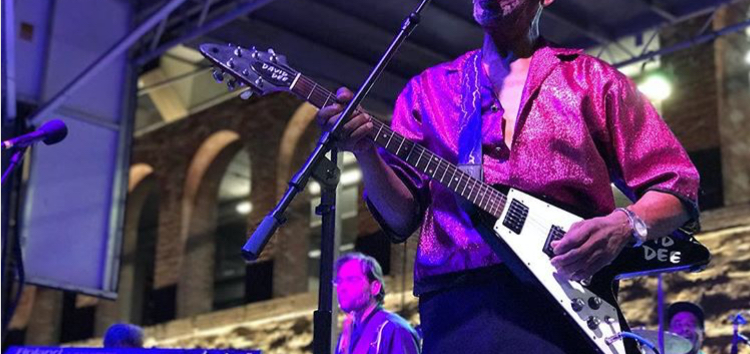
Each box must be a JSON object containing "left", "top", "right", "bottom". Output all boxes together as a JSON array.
[{"left": 456, "top": 51, "right": 484, "bottom": 212}]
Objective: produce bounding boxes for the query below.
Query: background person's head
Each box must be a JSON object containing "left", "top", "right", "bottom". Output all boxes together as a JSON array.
[
  {"left": 668, "top": 302, "right": 705, "bottom": 353},
  {"left": 103, "top": 323, "right": 144, "bottom": 348},
  {"left": 334, "top": 252, "right": 385, "bottom": 314}
]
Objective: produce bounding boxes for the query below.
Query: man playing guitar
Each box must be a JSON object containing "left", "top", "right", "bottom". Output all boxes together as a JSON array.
[{"left": 315, "top": 0, "right": 700, "bottom": 353}]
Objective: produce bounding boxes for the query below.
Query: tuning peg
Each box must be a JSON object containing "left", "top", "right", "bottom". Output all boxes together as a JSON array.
[
  {"left": 241, "top": 69, "right": 250, "bottom": 77},
  {"left": 254, "top": 77, "right": 264, "bottom": 88},
  {"left": 268, "top": 48, "right": 278, "bottom": 63},
  {"left": 227, "top": 58, "right": 235, "bottom": 69},
  {"left": 240, "top": 90, "right": 253, "bottom": 100},
  {"left": 234, "top": 46, "right": 243, "bottom": 57},
  {"left": 212, "top": 68, "right": 224, "bottom": 83},
  {"left": 227, "top": 79, "right": 237, "bottom": 91}
]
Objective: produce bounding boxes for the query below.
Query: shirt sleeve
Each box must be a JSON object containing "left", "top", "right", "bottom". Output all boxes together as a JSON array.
[
  {"left": 363, "top": 77, "right": 431, "bottom": 242},
  {"left": 603, "top": 72, "right": 701, "bottom": 225}
]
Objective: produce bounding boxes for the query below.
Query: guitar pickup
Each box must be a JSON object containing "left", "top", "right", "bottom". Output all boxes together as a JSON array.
[
  {"left": 543, "top": 225, "right": 565, "bottom": 258},
  {"left": 502, "top": 199, "right": 529, "bottom": 234}
]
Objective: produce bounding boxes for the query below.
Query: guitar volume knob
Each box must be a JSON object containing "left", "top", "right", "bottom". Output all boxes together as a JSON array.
[
  {"left": 586, "top": 316, "right": 601, "bottom": 330},
  {"left": 588, "top": 296, "right": 602, "bottom": 310},
  {"left": 571, "top": 298, "right": 585, "bottom": 312}
]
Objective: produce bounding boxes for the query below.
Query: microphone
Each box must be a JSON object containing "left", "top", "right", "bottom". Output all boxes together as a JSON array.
[{"left": 2, "top": 119, "right": 68, "bottom": 150}]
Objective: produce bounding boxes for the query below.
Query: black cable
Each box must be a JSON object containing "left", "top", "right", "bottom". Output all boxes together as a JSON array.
[{"left": 1, "top": 227, "right": 25, "bottom": 337}]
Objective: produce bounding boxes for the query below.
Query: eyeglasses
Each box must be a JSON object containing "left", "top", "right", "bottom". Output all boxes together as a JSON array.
[{"left": 333, "top": 276, "right": 368, "bottom": 286}]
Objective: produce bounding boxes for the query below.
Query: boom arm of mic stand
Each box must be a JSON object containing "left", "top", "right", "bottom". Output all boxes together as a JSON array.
[
  {"left": 242, "top": 2, "right": 433, "bottom": 354},
  {"left": 241, "top": 0, "right": 433, "bottom": 261}
]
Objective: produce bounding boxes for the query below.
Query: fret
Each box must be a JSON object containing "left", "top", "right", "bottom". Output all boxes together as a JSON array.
[
  {"left": 415, "top": 148, "right": 425, "bottom": 170},
  {"left": 286, "top": 74, "right": 509, "bottom": 216},
  {"left": 385, "top": 132, "right": 394, "bottom": 149},
  {"left": 405, "top": 142, "right": 415, "bottom": 161},
  {"left": 479, "top": 188, "right": 492, "bottom": 210},
  {"left": 290, "top": 73, "right": 301, "bottom": 91},
  {"left": 374, "top": 123, "right": 384, "bottom": 142},
  {"left": 448, "top": 168, "right": 457, "bottom": 190},
  {"left": 471, "top": 181, "right": 480, "bottom": 203},
  {"left": 426, "top": 156, "right": 436, "bottom": 176},
  {"left": 396, "top": 135, "right": 405, "bottom": 155},
  {"left": 306, "top": 82, "right": 316, "bottom": 100},
  {"left": 487, "top": 191, "right": 496, "bottom": 212},
  {"left": 489, "top": 196, "right": 499, "bottom": 216},
  {"left": 438, "top": 161, "right": 448, "bottom": 183}
]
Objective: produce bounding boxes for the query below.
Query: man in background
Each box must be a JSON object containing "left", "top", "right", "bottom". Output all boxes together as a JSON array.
[
  {"left": 668, "top": 302, "right": 706, "bottom": 354},
  {"left": 334, "top": 252, "right": 420, "bottom": 354}
]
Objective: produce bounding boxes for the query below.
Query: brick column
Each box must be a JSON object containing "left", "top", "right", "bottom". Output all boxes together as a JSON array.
[
  {"left": 660, "top": 15, "right": 724, "bottom": 209},
  {"left": 25, "top": 287, "right": 63, "bottom": 345},
  {"left": 715, "top": 3, "right": 750, "bottom": 206}
]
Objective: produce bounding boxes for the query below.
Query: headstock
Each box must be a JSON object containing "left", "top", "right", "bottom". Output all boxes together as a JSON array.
[{"left": 199, "top": 43, "right": 298, "bottom": 99}]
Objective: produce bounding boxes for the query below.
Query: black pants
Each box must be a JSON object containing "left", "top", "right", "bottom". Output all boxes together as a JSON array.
[{"left": 418, "top": 265, "right": 597, "bottom": 354}]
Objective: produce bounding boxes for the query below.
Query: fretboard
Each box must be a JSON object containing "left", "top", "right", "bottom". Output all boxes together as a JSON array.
[{"left": 291, "top": 74, "right": 508, "bottom": 218}]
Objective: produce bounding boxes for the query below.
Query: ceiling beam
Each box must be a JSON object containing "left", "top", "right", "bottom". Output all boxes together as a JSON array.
[
  {"left": 251, "top": 0, "right": 452, "bottom": 79},
  {"left": 136, "top": 0, "right": 278, "bottom": 66}
]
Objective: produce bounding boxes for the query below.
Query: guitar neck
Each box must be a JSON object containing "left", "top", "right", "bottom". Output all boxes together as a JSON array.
[{"left": 292, "top": 74, "right": 507, "bottom": 218}]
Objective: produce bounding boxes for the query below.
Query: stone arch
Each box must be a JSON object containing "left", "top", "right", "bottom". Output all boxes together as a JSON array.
[
  {"left": 270, "top": 102, "right": 320, "bottom": 297},
  {"left": 95, "top": 163, "right": 158, "bottom": 333},
  {"left": 276, "top": 102, "right": 318, "bottom": 198},
  {"left": 177, "top": 130, "right": 244, "bottom": 317}
]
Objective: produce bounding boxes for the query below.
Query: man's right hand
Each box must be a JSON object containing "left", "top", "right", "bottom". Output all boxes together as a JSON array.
[{"left": 315, "top": 87, "right": 375, "bottom": 154}]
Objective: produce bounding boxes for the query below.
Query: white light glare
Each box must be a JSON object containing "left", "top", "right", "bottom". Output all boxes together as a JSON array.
[
  {"left": 638, "top": 74, "right": 672, "bottom": 101},
  {"left": 236, "top": 201, "right": 252, "bottom": 214}
]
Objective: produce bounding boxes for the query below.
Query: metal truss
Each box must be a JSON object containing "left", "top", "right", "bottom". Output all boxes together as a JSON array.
[
  {"left": 580, "top": 0, "right": 750, "bottom": 67},
  {"left": 132, "top": 0, "right": 279, "bottom": 66}
]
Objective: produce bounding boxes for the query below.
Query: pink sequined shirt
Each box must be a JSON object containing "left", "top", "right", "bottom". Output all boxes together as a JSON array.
[{"left": 366, "top": 44, "right": 700, "bottom": 294}]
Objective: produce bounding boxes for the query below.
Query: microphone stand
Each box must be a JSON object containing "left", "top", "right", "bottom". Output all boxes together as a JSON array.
[
  {"left": 1, "top": 145, "right": 28, "bottom": 338},
  {"left": 1, "top": 146, "right": 28, "bottom": 185},
  {"left": 730, "top": 311, "right": 747, "bottom": 354},
  {"left": 241, "top": 0, "right": 433, "bottom": 352}
]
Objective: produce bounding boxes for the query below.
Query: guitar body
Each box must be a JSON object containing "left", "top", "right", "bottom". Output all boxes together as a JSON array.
[
  {"left": 476, "top": 187, "right": 709, "bottom": 354},
  {"left": 475, "top": 188, "right": 625, "bottom": 353},
  {"left": 198, "top": 43, "right": 711, "bottom": 354}
]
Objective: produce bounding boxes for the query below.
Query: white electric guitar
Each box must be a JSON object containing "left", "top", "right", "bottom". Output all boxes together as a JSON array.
[{"left": 199, "top": 43, "right": 711, "bottom": 354}]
